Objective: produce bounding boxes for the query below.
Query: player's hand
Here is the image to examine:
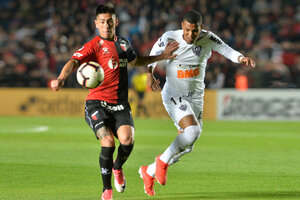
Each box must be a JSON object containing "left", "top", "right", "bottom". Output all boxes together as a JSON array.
[
  {"left": 50, "top": 78, "right": 64, "bottom": 91},
  {"left": 161, "top": 41, "right": 179, "bottom": 60},
  {"left": 147, "top": 72, "right": 161, "bottom": 91},
  {"left": 238, "top": 56, "right": 256, "bottom": 68}
]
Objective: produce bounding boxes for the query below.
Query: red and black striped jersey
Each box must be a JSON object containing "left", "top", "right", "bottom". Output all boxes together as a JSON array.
[{"left": 71, "top": 36, "right": 137, "bottom": 104}]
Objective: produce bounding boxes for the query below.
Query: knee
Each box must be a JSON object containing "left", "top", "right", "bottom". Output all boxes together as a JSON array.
[
  {"left": 100, "top": 136, "right": 115, "bottom": 147},
  {"left": 117, "top": 125, "right": 135, "bottom": 145},
  {"left": 184, "top": 125, "right": 201, "bottom": 145},
  {"left": 185, "top": 145, "right": 194, "bottom": 153},
  {"left": 96, "top": 130, "right": 115, "bottom": 147},
  {"left": 118, "top": 132, "right": 134, "bottom": 145}
]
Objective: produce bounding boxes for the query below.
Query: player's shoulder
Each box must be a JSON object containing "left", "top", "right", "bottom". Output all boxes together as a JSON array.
[
  {"left": 74, "top": 36, "right": 99, "bottom": 53},
  {"left": 162, "top": 30, "right": 182, "bottom": 41},
  {"left": 87, "top": 36, "right": 102, "bottom": 44},
  {"left": 117, "top": 36, "right": 134, "bottom": 52},
  {"left": 163, "top": 30, "right": 182, "bottom": 37},
  {"left": 153, "top": 30, "right": 181, "bottom": 48},
  {"left": 81, "top": 36, "right": 103, "bottom": 49},
  {"left": 203, "top": 30, "right": 223, "bottom": 44},
  {"left": 117, "top": 36, "right": 131, "bottom": 45}
]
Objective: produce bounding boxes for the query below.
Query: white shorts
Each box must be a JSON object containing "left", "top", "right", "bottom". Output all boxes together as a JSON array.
[{"left": 162, "top": 96, "right": 203, "bottom": 131}]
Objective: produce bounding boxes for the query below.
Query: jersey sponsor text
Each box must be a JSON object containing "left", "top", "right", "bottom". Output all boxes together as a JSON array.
[{"left": 177, "top": 64, "right": 200, "bottom": 79}]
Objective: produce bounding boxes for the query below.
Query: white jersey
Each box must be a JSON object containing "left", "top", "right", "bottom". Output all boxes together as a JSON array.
[{"left": 149, "top": 29, "right": 243, "bottom": 101}]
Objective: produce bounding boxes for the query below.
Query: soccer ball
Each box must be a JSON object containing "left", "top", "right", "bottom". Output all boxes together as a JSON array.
[{"left": 76, "top": 61, "right": 104, "bottom": 89}]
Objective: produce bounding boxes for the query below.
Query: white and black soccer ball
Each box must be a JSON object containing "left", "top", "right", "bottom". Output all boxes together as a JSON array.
[{"left": 76, "top": 61, "right": 104, "bottom": 89}]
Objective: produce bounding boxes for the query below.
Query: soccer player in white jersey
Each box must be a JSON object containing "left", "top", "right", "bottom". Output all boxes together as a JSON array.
[{"left": 138, "top": 10, "right": 255, "bottom": 196}]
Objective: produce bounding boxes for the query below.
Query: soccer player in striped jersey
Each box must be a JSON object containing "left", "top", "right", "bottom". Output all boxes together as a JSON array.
[
  {"left": 138, "top": 10, "right": 255, "bottom": 196},
  {"left": 50, "top": 3, "right": 178, "bottom": 200}
]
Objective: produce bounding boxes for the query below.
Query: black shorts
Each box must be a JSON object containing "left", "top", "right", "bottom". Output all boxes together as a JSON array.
[{"left": 85, "top": 100, "right": 134, "bottom": 139}]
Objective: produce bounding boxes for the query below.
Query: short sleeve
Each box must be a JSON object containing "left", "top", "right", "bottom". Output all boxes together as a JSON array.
[
  {"left": 71, "top": 38, "right": 96, "bottom": 63},
  {"left": 117, "top": 36, "right": 137, "bottom": 63},
  {"left": 127, "top": 47, "right": 137, "bottom": 63}
]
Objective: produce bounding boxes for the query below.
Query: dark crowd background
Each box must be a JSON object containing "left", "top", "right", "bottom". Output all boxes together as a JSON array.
[{"left": 0, "top": 0, "right": 299, "bottom": 89}]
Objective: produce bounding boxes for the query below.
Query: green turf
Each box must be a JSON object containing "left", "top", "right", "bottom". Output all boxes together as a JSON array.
[{"left": 0, "top": 117, "right": 300, "bottom": 200}]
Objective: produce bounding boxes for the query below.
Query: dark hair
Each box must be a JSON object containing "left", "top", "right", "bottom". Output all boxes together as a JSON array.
[
  {"left": 183, "top": 10, "right": 202, "bottom": 24},
  {"left": 96, "top": 2, "right": 116, "bottom": 16}
]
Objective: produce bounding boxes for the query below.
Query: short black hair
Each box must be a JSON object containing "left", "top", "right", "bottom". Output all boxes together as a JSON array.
[
  {"left": 96, "top": 2, "right": 116, "bottom": 16},
  {"left": 183, "top": 10, "right": 202, "bottom": 24}
]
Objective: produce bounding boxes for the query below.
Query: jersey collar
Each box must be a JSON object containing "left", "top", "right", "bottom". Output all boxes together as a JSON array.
[{"left": 98, "top": 35, "right": 117, "bottom": 41}]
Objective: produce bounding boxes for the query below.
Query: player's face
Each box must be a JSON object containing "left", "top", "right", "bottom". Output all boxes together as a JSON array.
[
  {"left": 95, "top": 13, "right": 118, "bottom": 40},
  {"left": 181, "top": 20, "right": 201, "bottom": 44}
]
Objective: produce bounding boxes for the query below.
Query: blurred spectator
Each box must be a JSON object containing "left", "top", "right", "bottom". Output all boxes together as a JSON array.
[
  {"left": 0, "top": 0, "right": 299, "bottom": 88},
  {"left": 235, "top": 68, "right": 249, "bottom": 91},
  {"left": 131, "top": 67, "right": 149, "bottom": 117},
  {"left": 207, "top": 66, "right": 225, "bottom": 89}
]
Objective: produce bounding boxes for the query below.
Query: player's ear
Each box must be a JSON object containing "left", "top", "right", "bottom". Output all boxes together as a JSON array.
[
  {"left": 94, "top": 18, "right": 98, "bottom": 29},
  {"left": 200, "top": 23, "right": 204, "bottom": 29}
]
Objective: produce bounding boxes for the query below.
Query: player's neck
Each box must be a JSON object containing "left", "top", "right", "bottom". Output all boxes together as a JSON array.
[{"left": 99, "top": 35, "right": 116, "bottom": 41}]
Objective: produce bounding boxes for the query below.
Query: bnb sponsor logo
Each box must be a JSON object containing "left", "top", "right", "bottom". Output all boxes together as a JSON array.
[{"left": 177, "top": 65, "right": 200, "bottom": 79}]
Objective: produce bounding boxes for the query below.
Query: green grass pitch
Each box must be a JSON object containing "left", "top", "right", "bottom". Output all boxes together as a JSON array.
[{"left": 0, "top": 116, "right": 300, "bottom": 200}]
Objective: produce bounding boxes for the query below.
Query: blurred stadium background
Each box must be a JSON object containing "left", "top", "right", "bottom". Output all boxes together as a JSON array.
[
  {"left": 0, "top": 0, "right": 299, "bottom": 89},
  {"left": 0, "top": 0, "right": 300, "bottom": 199},
  {"left": 0, "top": 0, "right": 299, "bottom": 119}
]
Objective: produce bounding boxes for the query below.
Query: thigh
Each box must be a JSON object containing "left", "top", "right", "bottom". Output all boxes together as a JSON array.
[
  {"left": 163, "top": 97, "right": 196, "bottom": 131},
  {"left": 113, "top": 104, "right": 135, "bottom": 132},
  {"left": 85, "top": 100, "right": 112, "bottom": 139},
  {"left": 190, "top": 97, "right": 203, "bottom": 127},
  {"left": 112, "top": 104, "right": 135, "bottom": 144},
  {"left": 178, "top": 114, "right": 199, "bottom": 130},
  {"left": 96, "top": 126, "right": 115, "bottom": 147}
]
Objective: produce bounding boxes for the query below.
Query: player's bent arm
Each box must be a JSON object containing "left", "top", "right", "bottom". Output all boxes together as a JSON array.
[
  {"left": 50, "top": 59, "right": 80, "bottom": 91},
  {"left": 144, "top": 36, "right": 170, "bottom": 91},
  {"left": 129, "top": 41, "right": 179, "bottom": 67},
  {"left": 129, "top": 55, "right": 163, "bottom": 67},
  {"left": 146, "top": 66, "right": 161, "bottom": 91}
]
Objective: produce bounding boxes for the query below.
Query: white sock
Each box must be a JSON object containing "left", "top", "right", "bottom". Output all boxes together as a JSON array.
[
  {"left": 146, "top": 162, "right": 156, "bottom": 177},
  {"left": 160, "top": 125, "right": 201, "bottom": 164},
  {"left": 169, "top": 145, "right": 194, "bottom": 165},
  {"left": 146, "top": 145, "right": 193, "bottom": 177},
  {"left": 146, "top": 125, "right": 201, "bottom": 176}
]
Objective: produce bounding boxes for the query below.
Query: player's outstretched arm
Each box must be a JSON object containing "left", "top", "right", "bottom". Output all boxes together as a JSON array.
[
  {"left": 50, "top": 59, "right": 80, "bottom": 91},
  {"left": 238, "top": 56, "right": 256, "bottom": 68},
  {"left": 147, "top": 66, "right": 161, "bottom": 91},
  {"left": 130, "top": 41, "right": 179, "bottom": 67}
]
